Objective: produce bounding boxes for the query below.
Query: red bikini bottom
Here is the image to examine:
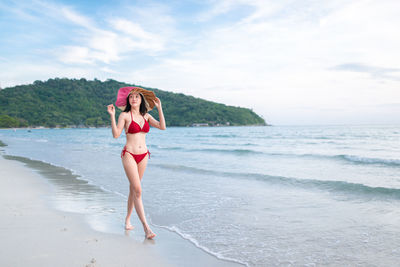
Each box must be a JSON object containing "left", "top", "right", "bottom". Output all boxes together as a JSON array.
[{"left": 121, "top": 146, "right": 150, "bottom": 164}]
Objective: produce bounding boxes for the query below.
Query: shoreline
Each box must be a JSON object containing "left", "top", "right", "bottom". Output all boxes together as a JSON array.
[
  {"left": 0, "top": 153, "right": 242, "bottom": 267},
  {"left": 0, "top": 123, "right": 269, "bottom": 130},
  {"left": 0, "top": 155, "right": 169, "bottom": 267}
]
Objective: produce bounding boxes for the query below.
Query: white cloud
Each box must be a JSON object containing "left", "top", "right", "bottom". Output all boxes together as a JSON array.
[
  {"left": 5, "top": 1, "right": 171, "bottom": 66},
  {"left": 111, "top": 19, "right": 153, "bottom": 40},
  {"left": 1, "top": 0, "right": 400, "bottom": 124},
  {"left": 60, "top": 7, "right": 95, "bottom": 29},
  {"left": 196, "top": 0, "right": 238, "bottom": 21},
  {"left": 58, "top": 46, "right": 93, "bottom": 64},
  {"left": 0, "top": 62, "right": 98, "bottom": 88},
  {"left": 127, "top": 0, "right": 400, "bottom": 124},
  {"left": 100, "top": 67, "right": 117, "bottom": 74},
  {"left": 109, "top": 19, "right": 165, "bottom": 52}
]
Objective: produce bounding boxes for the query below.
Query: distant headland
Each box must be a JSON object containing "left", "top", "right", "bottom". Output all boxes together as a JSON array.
[{"left": 0, "top": 78, "right": 267, "bottom": 128}]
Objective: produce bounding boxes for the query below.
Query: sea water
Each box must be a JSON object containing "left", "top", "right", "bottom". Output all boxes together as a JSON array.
[{"left": 1, "top": 125, "right": 400, "bottom": 266}]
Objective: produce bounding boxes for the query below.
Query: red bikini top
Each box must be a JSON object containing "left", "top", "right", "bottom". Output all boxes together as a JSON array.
[{"left": 127, "top": 111, "right": 150, "bottom": 134}]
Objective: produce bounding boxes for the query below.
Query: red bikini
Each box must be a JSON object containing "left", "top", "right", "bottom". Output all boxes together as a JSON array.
[
  {"left": 121, "top": 111, "right": 150, "bottom": 164},
  {"left": 127, "top": 111, "right": 150, "bottom": 134}
]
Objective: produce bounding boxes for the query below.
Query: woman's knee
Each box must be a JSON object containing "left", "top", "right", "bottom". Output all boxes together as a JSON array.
[{"left": 129, "top": 184, "right": 142, "bottom": 198}]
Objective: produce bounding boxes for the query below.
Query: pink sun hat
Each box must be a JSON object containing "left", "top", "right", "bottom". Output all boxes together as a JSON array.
[{"left": 115, "top": 86, "right": 157, "bottom": 111}]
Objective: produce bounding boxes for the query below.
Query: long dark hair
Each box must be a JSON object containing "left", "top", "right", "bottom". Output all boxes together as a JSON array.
[{"left": 123, "top": 93, "right": 148, "bottom": 115}]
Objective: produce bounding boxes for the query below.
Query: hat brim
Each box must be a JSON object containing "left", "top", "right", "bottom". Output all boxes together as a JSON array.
[{"left": 115, "top": 87, "right": 156, "bottom": 111}]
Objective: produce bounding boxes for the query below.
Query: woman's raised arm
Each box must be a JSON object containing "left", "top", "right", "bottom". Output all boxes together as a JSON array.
[
  {"left": 147, "top": 98, "right": 166, "bottom": 130},
  {"left": 107, "top": 104, "right": 125, "bottom": 138}
]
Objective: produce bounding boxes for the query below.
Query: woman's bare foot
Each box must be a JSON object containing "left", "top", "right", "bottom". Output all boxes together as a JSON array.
[
  {"left": 125, "top": 224, "right": 134, "bottom": 230},
  {"left": 125, "top": 220, "right": 134, "bottom": 230},
  {"left": 145, "top": 228, "right": 156, "bottom": 239}
]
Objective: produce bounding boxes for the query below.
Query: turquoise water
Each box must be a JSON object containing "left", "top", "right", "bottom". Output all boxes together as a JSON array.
[{"left": 1, "top": 125, "right": 400, "bottom": 266}]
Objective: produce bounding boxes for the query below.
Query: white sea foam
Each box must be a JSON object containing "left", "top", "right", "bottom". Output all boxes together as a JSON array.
[{"left": 150, "top": 221, "right": 249, "bottom": 267}]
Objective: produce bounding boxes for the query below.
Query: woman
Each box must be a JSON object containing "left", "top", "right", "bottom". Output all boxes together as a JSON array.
[{"left": 107, "top": 86, "right": 166, "bottom": 239}]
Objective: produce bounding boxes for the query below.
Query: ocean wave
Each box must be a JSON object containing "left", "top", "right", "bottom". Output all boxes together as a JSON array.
[
  {"left": 243, "top": 143, "right": 257, "bottom": 146},
  {"left": 190, "top": 148, "right": 263, "bottom": 155},
  {"left": 156, "top": 163, "right": 400, "bottom": 200},
  {"left": 149, "top": 221, "right": 248, "bottom": 267},
  {"left": 199, "top": 142, "right": 258, "bottom": 147},
  {"left": 255, "top": 152, "right": 400, "bottom": 168},
  {"left": 36, "top": 139, "right": 49, "bottom": 143},
  {"left": 154, "top": 145, "right": 400, "bottom": 167},
  {"left": 192, "top": 134, "right": 238, "bottom": 138},
  {"left": 155, "top": 146, "right": 262, "bottom": 155},
  {"left": 212, "top": 134, "right": 238, "bottom": 138},
  {"left": 155, "top": 146, "right": 183, "bottom": 151},
  {"left": 336, "top": 154, "right": 400, "bottom": 166},
  {"left": 298, "top": 153, "right": 400, "bottom": 167}
]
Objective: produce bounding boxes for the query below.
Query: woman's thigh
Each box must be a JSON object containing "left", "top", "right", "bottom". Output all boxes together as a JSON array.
[
  {"left": 137, "top": 154, "right": 149, "bottom": 181},
  {"left": 122, "top": 154, "right": 141, "bottom": 187}
]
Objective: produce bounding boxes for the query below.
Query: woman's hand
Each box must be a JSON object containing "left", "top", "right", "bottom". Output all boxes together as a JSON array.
[
  {"left": 107, "top": 104, "right": 115, "bottom": 116},
  {"left": 153, "top": 97, "right": 162, "bottom": 109},
  {"left": 149, "top": 97, "right": 166, "bottom": 130}
]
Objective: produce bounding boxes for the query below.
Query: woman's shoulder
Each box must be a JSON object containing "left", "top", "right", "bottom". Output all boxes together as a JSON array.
[
  {"left": 144, "top": 113, "right": 153, "bottom": 120},
  {"left": 119, "top": 111, "right": 129, "bottom": 119}
]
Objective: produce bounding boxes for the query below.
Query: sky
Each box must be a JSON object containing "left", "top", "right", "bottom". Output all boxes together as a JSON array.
[{"left": 1, "top": 0, "right": 400, "bottom": 125}]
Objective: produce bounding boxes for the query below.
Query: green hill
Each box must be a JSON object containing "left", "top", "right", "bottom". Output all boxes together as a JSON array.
[{"left": 0, "top": 78, "right": 267, "bottom": 128}]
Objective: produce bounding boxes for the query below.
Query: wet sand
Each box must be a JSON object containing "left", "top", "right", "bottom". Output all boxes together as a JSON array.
[
  {"left": 0, "top": 154, "right": 242, "bottom": 267},
  {"left": 0, "top": 156, "right": 171, "bottom": 266}
]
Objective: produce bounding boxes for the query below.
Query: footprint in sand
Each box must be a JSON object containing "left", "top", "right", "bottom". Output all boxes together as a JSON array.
[
  {"left": 85, "top": 238, "right": 98, "bottom": 243},
  {"left": 85, "top": 258, "right": 96, "bottom": 267}
]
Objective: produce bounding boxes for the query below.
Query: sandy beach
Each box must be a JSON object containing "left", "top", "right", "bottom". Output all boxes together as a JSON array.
[
  {"left": 0, "top": 156, "right": 171, "bottom": 267},
  {"left": 0, "top": 155, "right": 240, "bottom": 267}
]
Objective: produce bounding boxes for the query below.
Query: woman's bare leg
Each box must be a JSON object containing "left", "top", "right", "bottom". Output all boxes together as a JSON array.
[
  {"left": 125, "top": 188, "right": 135, "bottom": 230},
  {"left": 124, "top": 155, "right": 147, "bottom": 230},
  {"left": 122, "top": 154, "right": 155, "bottom": 238},
  {"left": 137, "top": 155, "right": 156, "bottom": 239},
  {"left": 124, "top": 154, "right": 147, "bottom": 229},
  {"left": 122, "top": 154, "right": 142, "bottom": 229}
]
